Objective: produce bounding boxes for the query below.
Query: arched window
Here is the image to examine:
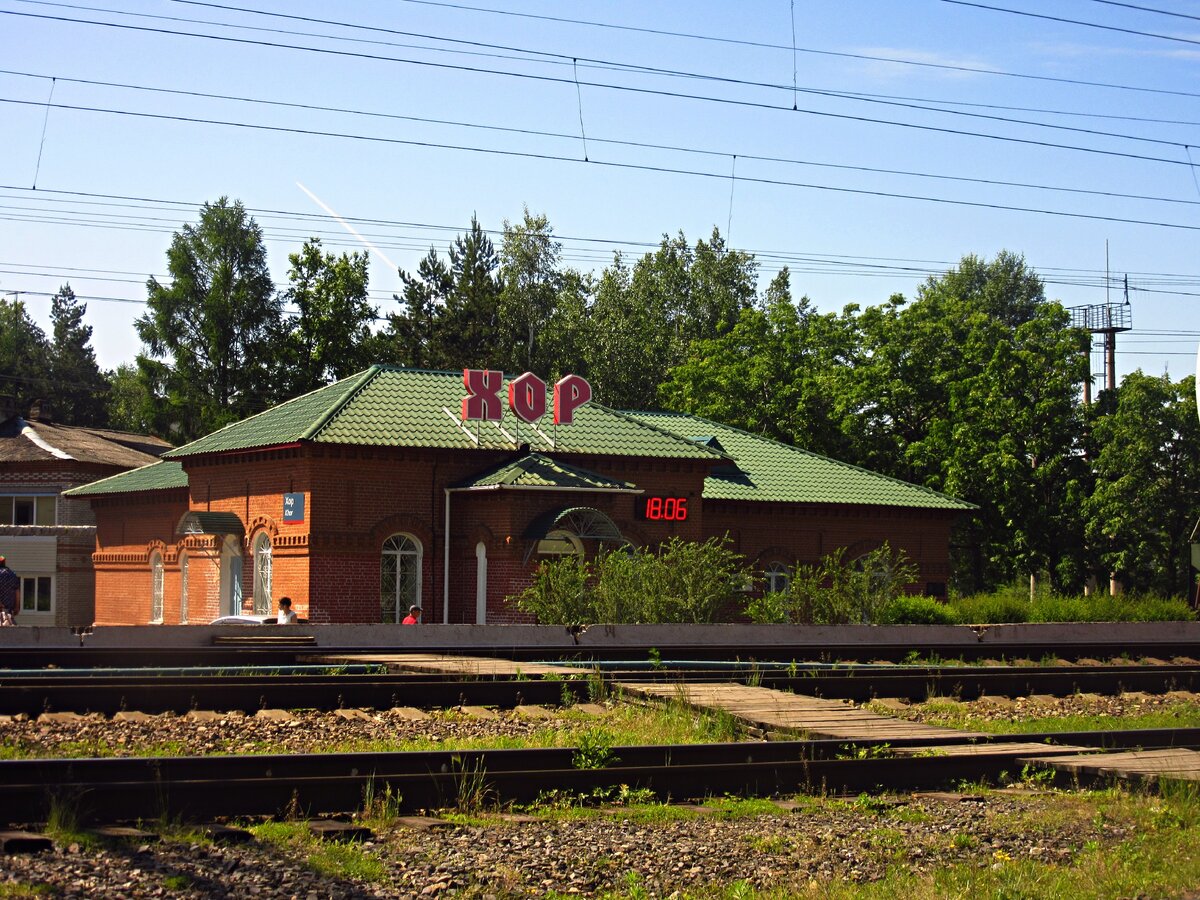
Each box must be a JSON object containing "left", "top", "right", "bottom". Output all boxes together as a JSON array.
[
  {"left": 150, "top": 551, "right": 164, "bottom": 623},
  {"left": 764, "top": 562, "right": 790, "bottom": 594},
  {"left": 179, "top": 552, "right": 189, "bottom": 624},
  {"left": 381, "top": 534, "right": 422, "bottom": 624},
  {"left": 537, "top": 529, "right": 583, "bottom": 557},
  {"left": 252, "top": 532, "right": 272, "bottom": 615}
]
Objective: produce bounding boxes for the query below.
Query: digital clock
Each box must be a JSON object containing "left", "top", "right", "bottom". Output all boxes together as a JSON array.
[{"left": 635, "top": 496, "right": 689, "bottom": 522}]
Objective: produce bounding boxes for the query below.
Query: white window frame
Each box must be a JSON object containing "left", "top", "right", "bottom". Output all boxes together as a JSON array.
[
  {"left": 764, "top": 562, "right": 791, "bottom": 594},
  {"left": 381, "top": 533, "right": 422, "bottom": 624},
  {"left": 150, "top": 551, "right": 164, "bottom": 624},
  {"left": 19, "top": 575, "right": 54, "bottom": 615},
  {"left": 0, "top": 494, "right": 56, "bottom": 526},
  {"left": 252, "top": 532, "right": 272, "bottom": 616}
]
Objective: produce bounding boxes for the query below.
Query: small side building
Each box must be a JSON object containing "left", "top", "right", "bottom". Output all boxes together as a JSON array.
[
  {"left": 0, "top": 398, "right": 173, "bottom": 625},
  {"left": 67, "top": 366, "right": 974, "bottom": 625}
]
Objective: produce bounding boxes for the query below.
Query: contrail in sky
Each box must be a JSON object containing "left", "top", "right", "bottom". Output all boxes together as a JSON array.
[{"left": 296, "top": 182, "right": 398, "bottom": 270}]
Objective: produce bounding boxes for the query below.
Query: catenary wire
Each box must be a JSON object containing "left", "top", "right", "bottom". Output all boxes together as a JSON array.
[
  {"left": 4, "top": 97, "right": 1199, "bottom": 235},
  {"left": 1, "top": 68, "right": 1195, "bottom": 211},
  {"left": 1, "top": 9, "right": 1197, "bottom": 168}
]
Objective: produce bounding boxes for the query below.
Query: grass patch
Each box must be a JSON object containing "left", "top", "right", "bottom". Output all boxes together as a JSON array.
[
  {"left": 0, "top": 885, "right": 54, "bottom": 898},
  {"left": 3, "top": 699, "right": 747, "bottom": 760},
  {"left": 904, "top": 700, "right": 1200, "bottom": 734},
  {"left": 250, "top": 821, "right": 387, "bottom": 884}
]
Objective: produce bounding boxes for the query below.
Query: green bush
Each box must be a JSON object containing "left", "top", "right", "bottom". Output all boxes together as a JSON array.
[
  {"left": 947, "top": 594, "right": 1031, "bottom": 624},
  {"left": 949, "top": 585, "right": 1196, "bottom": 624},
  {"left": 878, "top": 595, "right": 957, "bottom": 625},
  {"left": 512, "top": 536, "right": 750, "bottom": 625},
  {"left": 745, "top": 542, "right": 918, "bottom": 625}
]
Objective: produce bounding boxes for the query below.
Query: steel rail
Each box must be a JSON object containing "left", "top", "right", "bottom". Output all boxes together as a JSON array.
[
  {"left": 4, "top": 728, "right": 1196, "bottom": 826},
  {"left": 2, "top": 638, "right": 1198, "bottom": 669},
  {"left": 2, "top": 665, "right": 1199, "bottom": 715}
]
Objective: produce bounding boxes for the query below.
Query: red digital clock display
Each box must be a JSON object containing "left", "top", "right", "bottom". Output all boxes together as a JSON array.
[{"left": 636, "top": 496, "right": 689, "bottom": 521}]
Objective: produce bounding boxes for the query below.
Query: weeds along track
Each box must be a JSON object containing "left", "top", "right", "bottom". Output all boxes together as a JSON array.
[
  {"left": 2, "top": 662, "right": 1200, "bottom": 716},
  {"left": 4, "top": 729, "right": 1200, "bottom": 827}
]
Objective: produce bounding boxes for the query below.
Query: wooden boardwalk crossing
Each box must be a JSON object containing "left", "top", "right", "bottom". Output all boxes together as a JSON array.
[
  {"left": 617, "top": 682, "right": 985, "bottom": 742},
  {"left": 309, "top": 653, "right": 581, "bottom": 678}
]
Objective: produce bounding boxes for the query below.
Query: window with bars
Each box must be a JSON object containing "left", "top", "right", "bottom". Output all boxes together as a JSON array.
[
  {"left": 253, "top": 533, "right": 272, "bottom": 615},
  {"left": 150, "top": 551, "right": 164, "bottom": 623},
  {"left": 381, "top": 534, "right": 421, "bottom": 624}
]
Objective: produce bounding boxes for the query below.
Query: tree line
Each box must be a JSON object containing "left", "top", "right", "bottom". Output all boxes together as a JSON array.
[{"left": 2, "top": 197, "right": 1197, "bottom": 598}]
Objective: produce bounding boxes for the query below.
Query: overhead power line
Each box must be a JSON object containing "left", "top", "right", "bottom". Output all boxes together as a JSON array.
[
  {"left": 167, "top": 0, "right": 1200, "bottom": 102},
  {"left": 4, "top": 97, "right": 1198, "bottom": 235},
  {"left": 2, "top": 68, "right": 1195, "bottom": 212},
  {"left": 940, "top": 0, "right": 1200, "bottom": 46},
  {"left": 2, "top": 8, "right": 1198, "bottom": 167}
]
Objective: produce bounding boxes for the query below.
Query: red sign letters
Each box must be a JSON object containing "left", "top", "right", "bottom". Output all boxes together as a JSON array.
[{"left": 462, "top": 369, "right": 592, "bottom": 425}]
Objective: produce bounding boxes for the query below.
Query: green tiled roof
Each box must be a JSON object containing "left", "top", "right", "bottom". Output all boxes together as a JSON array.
[
  {"left": 624, "top": 412, "right": 974, "bottom": 511},
  {"left": 63, "top": 460, "right": 188, "bottom": 497},
  {"left": 165, "top": 366, "right": 722, "bottom": 460},
  {"left": 454, "top": 453, "right": 639, "bottom": 492}
]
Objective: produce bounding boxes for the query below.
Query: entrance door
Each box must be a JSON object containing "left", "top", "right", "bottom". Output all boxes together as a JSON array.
[{"left": 220, "top": 536, "right": 243, "bottom": 616}]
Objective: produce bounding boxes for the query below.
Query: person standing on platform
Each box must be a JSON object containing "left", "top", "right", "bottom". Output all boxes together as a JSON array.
[
  {"left": 402, "top": 605, "right": 421, "bottom": 625},
  {"left": 0, "top": 556, "right": 19, "bottom": 626}
]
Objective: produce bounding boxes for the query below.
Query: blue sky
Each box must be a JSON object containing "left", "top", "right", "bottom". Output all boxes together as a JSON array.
[{"left": 1, "top": 0, "right": 1198, "bottom": 389}]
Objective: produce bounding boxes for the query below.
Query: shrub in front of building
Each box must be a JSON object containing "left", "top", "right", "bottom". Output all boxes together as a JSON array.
[
  {"left": 950, "top": 590, "right": 1195, "bottom": 624},
  {"left": 514, "top": 536, "right": 748, "bottom": 625},
  {"left": 745, "top": 543, "right": 918, "bottom": 625}
]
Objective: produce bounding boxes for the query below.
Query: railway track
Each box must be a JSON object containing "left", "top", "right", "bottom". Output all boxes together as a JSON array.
[
  {"left": 4, "top": 728, "right": 1197, "bottom": 827},
  {"left": 3, "top": 636, "right": 1198, "bottom": 670},
  {"left": 2, "top": 663, "right": 1198, "bottom": 716}
]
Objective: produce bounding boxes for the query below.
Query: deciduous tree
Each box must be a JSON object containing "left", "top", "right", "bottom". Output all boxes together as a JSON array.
[{"left": 136, "top": 198, "right": 281, "bottom": 440}]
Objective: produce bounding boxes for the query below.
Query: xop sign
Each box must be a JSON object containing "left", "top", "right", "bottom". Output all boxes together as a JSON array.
[
  {"left": 461, "top": 369, "right": 592, "bottom": 425},
  {"left": 635, "top": 496, "right": 689, "bottom": 522}
]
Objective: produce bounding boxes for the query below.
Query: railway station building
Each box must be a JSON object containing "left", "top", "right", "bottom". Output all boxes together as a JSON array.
[{"left": 66, "top": 366, "right": 973, "bottom": 625}]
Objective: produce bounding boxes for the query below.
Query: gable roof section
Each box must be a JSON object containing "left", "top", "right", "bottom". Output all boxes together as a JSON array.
[
  {"left": 164, "top": 366, "right": 722, "bottom": 461},
  {"left": 0, "top": 416, "right": 171, "bottom": 468},
  {"left": 63, "top": 460, "right": 187, "bottom": 497},
  {"left": 453, "top": 453, "right": 639, "bottom": 492},
  {"left": 623, "top": 411, "right": 974, "bottom": 511}
]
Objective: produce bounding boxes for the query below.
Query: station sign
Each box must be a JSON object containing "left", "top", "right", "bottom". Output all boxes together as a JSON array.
[
  {"left": 461, "top": 369, "right": 592, "bottom": 425},
  {"left": 283, "top": 492, "right": 305, "bottom": 524}
]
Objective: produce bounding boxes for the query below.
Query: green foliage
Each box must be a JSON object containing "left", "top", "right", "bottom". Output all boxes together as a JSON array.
[
  {"left": 0, "top": 296, "right": 50, "bottom": 410},
  {"left": 745, "top": 542, "right": 918, "bottom": 625},
  {"left": 512, "top": 536, "right": 749, "bottom": 624},
  {"left": 572, "top": 728, "right": 618, "bottom": 769},
  {"left": 947, "top": 587, "right": 1195, "bottom": 624},
  {"left": 877, "top": 595, "right": 956, "bottom": 625},
  {"left": 136, "top": 197, "right": 281, "bottom": 440},
  {"left": 280, "top": 238, "right": 375, "bottom": 395},
  {"left": 1084, "top": 371, "right": 1200, "bottom": 597},
  {"left": 47, "top": 285, "right": 109, "bottom": 426}
]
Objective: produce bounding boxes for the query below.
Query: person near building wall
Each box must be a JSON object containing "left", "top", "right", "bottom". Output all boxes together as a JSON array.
[
  {"left": 402, "top": 605, "right": 421, "bottom": 625},
  {"left": 277, "top": 596, "right": 298, "bottom": 625},
  {"left": 0, "top": 555, "right": 18, "bottom": 626}
]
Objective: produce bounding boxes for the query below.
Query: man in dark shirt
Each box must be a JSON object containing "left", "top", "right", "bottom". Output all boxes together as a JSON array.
[{"left": 0, "top": 555, "right": 19, "bottom": 626}]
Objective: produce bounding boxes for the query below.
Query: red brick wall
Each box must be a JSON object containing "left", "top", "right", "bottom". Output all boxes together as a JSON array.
[{"left": 87, "top": 445, "right": 960, "bottom": 624}]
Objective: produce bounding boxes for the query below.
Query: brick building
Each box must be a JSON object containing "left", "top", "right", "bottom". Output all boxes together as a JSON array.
[
  {"left": 67, "top": 366, "right": 972, "bottom": 625},
  {"left": 0, "top": 399, "right": 172, "bottom": 625}
]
